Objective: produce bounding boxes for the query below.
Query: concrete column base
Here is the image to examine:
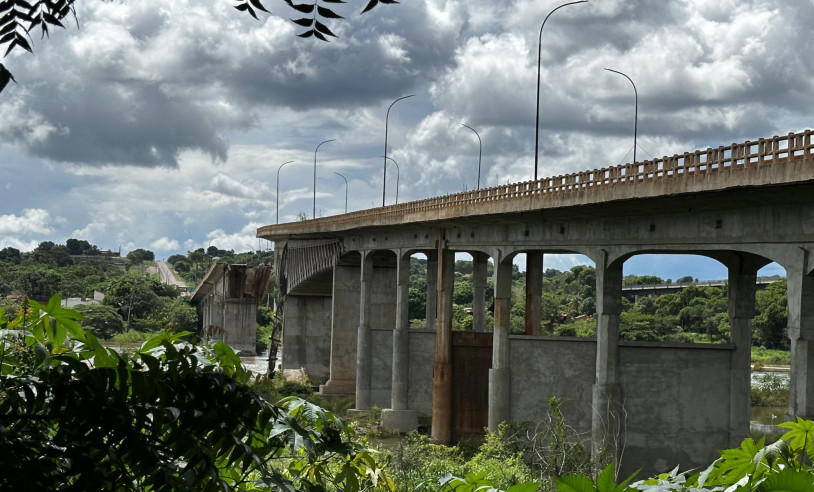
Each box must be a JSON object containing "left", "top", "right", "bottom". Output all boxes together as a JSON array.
[
  {"left": 319, "top": 379, "right": 356, "bottom": 398},
  {"left": 591, "top": 384, "right": 624, "bottom": 470},
  {"left": 488, "top": 367, "right": 511, "bottom": 432},
  {"left": 381, "top": 409, "right": 419, "bottom": 433}
]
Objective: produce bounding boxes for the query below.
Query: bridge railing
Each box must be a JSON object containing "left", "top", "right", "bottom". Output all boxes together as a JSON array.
[{"left": 270, "top": 130, "right": 814, "bottom": 230}]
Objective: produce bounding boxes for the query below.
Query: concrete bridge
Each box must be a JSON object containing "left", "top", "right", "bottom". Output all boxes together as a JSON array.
[{"left": 258, "top": 130, "right": 814, "bottom": 476}]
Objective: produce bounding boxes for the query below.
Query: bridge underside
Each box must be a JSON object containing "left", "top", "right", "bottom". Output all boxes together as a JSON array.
[{"left": 264, "top": 167, "right": 814, "bottom": 476}]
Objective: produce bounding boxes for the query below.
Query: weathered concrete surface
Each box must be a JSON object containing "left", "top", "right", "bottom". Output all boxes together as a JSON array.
[
  {"left": 191, "top": 263, "right": 271, "bottom": 355},
  {"left": 619, "top": 344, "right": 733, "bottom": 475},
  {"left": 281, "top": 294, "right": 332, "bottom": 378}
]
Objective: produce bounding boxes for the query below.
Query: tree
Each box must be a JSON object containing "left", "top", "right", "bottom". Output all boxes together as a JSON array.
[
  {"left": 0, "top": 294, "right": 393, "bottom": 490},
  {"left": 126, "top": 248, "right": 155, "bottom": 265},
  {"left": 0, "top": 0, "right": 396, "bottom": 93},
  {"left": 74, "top": 303, "right": 126, "bottom": 339},
  {"left": 0, "top": 246, "right": 21, "bottom": 264}
]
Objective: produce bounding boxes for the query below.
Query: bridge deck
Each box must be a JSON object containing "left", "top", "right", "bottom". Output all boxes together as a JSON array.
[{"left": 258, "top": 130, "right": 814, "bottom": 240}]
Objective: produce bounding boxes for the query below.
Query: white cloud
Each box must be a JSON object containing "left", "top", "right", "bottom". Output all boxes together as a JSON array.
[{"left": 0, "top": 209, "right": 55, "bottom": 235}]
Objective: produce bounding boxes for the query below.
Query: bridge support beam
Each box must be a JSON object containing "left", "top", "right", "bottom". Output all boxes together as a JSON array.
[
  {"left": 320, "top": 262, "right": 360, "bottom": 397},
  {"left": 354, "top": 252, "right": 374, "bottom": 411},
  {"left": 525, "top": 251, "right": 543, "bottom": 335},
  {"left": 727, "top": 254, "right": 760, "bottom": 446},
  {"left": 591, "top": 254, "right": 623, "bottom": 469},
  {"left": 382, "top": 252, "right": 418, "bottom": 432},
  {"left": 489, "top": 253, "right": 514, "bottom": 431},
  {"left": 432, "top": 245, "right": 455, "bottom": 443},
  {"left": 472, "top": 252, "right": 489, "bottom": 332},
  {"left": 787, "top": 253, "right": 814, "bottom": 420}
]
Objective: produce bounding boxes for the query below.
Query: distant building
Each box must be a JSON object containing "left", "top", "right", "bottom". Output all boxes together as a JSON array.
[{"left": 191, "top": 263, "right": 272, "bottom": 355}]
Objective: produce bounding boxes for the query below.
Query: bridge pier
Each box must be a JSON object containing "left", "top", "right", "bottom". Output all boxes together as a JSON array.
[
  {"left": 472, "top": 251, "right": 488, "bottom": 332},
  {"left": 320, "top": 260, "right": 360, "bottom": 397},
  {"left": 488, "top": 252, "right": 514, "bottom": 432},
  {"left": 432, "top": 245, "right": 455, "bottom": 443},
  {"left": 525, "top": 251, "right": 543, "bottom": 335},
  {"left": 381, "top": 251, "right": 418, "bottom": 432},
  {"left": 591, "top": 254, "right": 624, "bottom": 468},
  {"left": 726, "top": 254, "right": 761, "bottom": 446},
  {"left": 354, "top": 252, "right": 375, "bottom": 411},
  {"left": 787, "top": 259, "right": 814, "bottom": 420}
]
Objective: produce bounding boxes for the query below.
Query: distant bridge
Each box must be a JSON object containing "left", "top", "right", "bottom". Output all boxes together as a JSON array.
[
  {"left": 621, "top": 277, "right": 779, "bottom": 299},
  {"left": 259, "top": 130, "right": 814, "bottom": 476}
]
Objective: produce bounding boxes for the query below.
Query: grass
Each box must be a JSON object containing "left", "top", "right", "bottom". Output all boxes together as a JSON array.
[{"left": 751, "top": 347, "right": 790, "bottom": 369}]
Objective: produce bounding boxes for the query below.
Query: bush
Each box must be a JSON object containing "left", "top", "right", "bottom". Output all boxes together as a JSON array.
[{"left": 751, "top": 373, "right": 790, "bottom": 407}]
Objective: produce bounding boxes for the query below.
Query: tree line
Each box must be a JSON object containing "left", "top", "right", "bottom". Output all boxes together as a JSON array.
[
  {"left": 407, "top": 258, "right": 789, "bottom": 350},
  {"left": 0, "top": 240, "right": 274, "bottom": 342}
]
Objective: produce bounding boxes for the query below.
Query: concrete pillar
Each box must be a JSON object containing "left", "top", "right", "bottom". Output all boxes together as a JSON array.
[
  {"left": 472, "top": 252, "right": 488, "bottom": 332},
  {"left": 727, "top": 254, "right": 759, "bottom": 446},
  {"left": 591, "top": 253, "right": 623, "bottom": 468},
  {"left": 787, "top": 255, "right": 814, "bottom": 419},
  {"left": 354, "top": 252, "right": 374, "bottom": 410},
  {"left": 320, "top": 262, "right": 360, "bottom": 397},
  {"left": 525, "top": 251, "right": 543, "bottom": 335},
  {"left": 382, "top": 252, "right": 419, "bottom": 432},
  {"left": 431, "top": 245, "right": 455, "bottom": 443},
  {"left": 488, "top": 253, "right": 513, "bottom": 431},
  {"left": 426, "top": 252, "right": 438, "bottom": 331}
]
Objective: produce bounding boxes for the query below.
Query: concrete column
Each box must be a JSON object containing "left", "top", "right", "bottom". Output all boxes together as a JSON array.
[
  {"left": 787, "top": 255, "right": 814, "bottom": 419},
  {"left": 488, "top": 253, "right": 513, "bottom": 431},
  {"left": 426, "top": 252, "right": 438, "bottom": 331},
  {"left": 321, "top": 262, "right": 360, "bottom": 397},
  {"left": 354, "top": 252, "right": 374, "bottom": 411},
  {"left": 591, "top": 253, "right": 623, "bottom": 468},
  {"left": 382, "top": 252, "right": 419, "bottom": 432},
  {"left": 431, "top": 245, "right": 455, "bottom": 443},
  {"left": 727, "top": 255, "right": 759, "bottom": 446},
  {"left": 472, "top": 252, "right": 488, "bottom": 332},
  {"left": 525, "top": 251, "right": 543, "bottom": 335}
]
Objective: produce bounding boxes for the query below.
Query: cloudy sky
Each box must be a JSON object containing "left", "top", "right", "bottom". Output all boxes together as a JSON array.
[{"left": 1, "top": 0, "right": 810, "bottom": 279}]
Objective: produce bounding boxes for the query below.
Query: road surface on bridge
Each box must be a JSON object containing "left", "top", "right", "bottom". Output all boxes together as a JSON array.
[{"left": 156, "top": 261, "right": 188, "bottom": 290}]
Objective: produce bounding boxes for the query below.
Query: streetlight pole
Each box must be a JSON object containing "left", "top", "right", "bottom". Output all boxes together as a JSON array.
[
  {"left": 383, "top": 94, "right": 414, "bottom": 207},
  {"left": 461, "top": 123, "right": 482, "bottom": 190},
  {"left": 334, "top": 172, "right": 348, "bottom": 213},
  {"left": 605, "top": 68, "right": 638, "bottom": 164},
  {"left": 382, "top": 156, "right": 400, "bottom": 204},
  {"left": 276, "top": 160, "right": 294, "bottom": 224},
  {"left": 314, "top": 139, "right": 335, "bottom": 219},
  {"left": 534, "top": 0, "right": 588, "bottom": 181}
]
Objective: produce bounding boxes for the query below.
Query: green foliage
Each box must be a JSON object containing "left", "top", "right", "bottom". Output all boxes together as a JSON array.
[
  {"left": 751, "top": 373, "right": 790, "bottom": 407},
  {"left": 751, "top": 346, "right": 791, "bottom": 368},
  {"left": 73, "top": 303, "right": 126, "bottom": 339},
  {"left": 558, "top": 417, "right": 814, "bottom": 491},
  {"left": 0, "top": 293, "right": 392, "bottom": 491},
  {"left": 753, "top": 280, "right": 789, "bottom": 350}
]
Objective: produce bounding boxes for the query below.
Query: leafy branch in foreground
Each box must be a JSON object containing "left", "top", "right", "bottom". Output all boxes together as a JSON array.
[
  {"left": 0, "top": 293, "right": 392, "bottom": 491},
  {"left": 0, "top": 0, "right": 398, "bottom": 93},
  {"left": 555, "top": 418, "right": 814, "bottom": 491}
]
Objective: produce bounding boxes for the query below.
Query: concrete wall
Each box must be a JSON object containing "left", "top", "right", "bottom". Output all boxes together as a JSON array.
[
  {"left": 221, "top": 299, "right": 259, "bottom": 354},
  {"left": 409, "top": 330, "right": 436, "bottom": 415},
  {"left": 508, "top": 336, "right": 596, "bottom": 433},
  {"left": 619, "top": 343, "right": 733, "bottom": 475},
  {"left": 365, "top": 329, "right": 435, "bottom": 414},
  {"left": 282, "top": 294, "right": 332, "bottom": 378}
]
